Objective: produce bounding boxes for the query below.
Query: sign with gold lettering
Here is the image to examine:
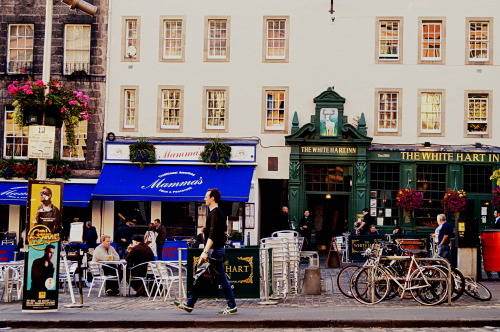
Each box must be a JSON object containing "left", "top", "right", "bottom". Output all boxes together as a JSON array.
[
  {"left": 187, "top": 248, "right": 260, "bottom": 298},
  {"left": 369, "top": 151, "right": 500, "bottom": 164},
  {"left": 300, "top": 146, "right": 357, "bottom": 155}
]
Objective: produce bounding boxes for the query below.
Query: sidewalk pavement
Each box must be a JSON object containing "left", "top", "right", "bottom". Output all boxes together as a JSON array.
[{"left": 1, "top": 263, "right": 499, "bottom": 329}]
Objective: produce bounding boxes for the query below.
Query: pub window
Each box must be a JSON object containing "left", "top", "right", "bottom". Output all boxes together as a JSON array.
[
  {"left": 464, "top": 165, "right": 493, "bottom": 194},
  {"left": 114, "top": 201, "right": 151, "bottom": 236},
  {"left": 205, "top": 18, "right": 229, "bottom": 61},
  {"left": 415, "top": 164, "right": 447, "bottom": 227},
  {"left": 64, "top": 24, "right": 91, "bottom": 75},
  {"left": 161, "top": 201, "right": 196, "bottom": 239},
  {"left": 378, "top": 20, "right": 400, "bottom": 61},
  {"left": 420, "top": 92, "right": 442, "bottom": 134},
  {"left": 369, "top": 163, "right": 400, "bottom": 226},
  {"left": 4, "top": 106, "right": 29, "bottom": 158},
  {"left": 378, "top": 92, "right": 399, "bottom": 132},
  {"left": 304, "top": 165, "right": 351, "bottom": 193},
  {"left": 420, "top": 20, "right": 443, "bottom": 61},
  {"left": 7, "top": 24, "right": 34, "bottom": 74},
  {"left": 468, "top": 21, "right": 489, "bottom": 62}
]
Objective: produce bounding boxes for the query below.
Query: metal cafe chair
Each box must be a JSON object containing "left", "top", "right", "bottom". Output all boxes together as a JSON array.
[
  {"left": 127, "top": 261, "right": 154, "bottom": 297},
  {"left": 87, "top": 262, "right": 121, "bottom": 297}
]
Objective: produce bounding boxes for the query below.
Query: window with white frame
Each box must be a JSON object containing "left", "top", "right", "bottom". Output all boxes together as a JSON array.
[
  {"left": 123, "top": 89, "right": 137, "bottom": 129},
  {"left": 206, "top": 90, "right": 226, "bottom": 129},
  {"left": 163, "top": 19, "right": 183, "bottom": 59},
  {"left": 378, "top": 92, "right": 399, "bottom": 132},
  {"left": 161, "top": 89, "right": 181, "bottom": 129},
  {"left": 4, "top": 107, "right": 29, "bottom": 158},
  {"left": 124, "top": 19, "right": 138, "bottom": 59},
  {"left": 64, "top": 24, "right": 91, "bottom": 75},
  {"left": 421, "top": 21, "right": 442, "bottom": 61},
  {"left": 467, "top": 94, "right": 488, "bottom": 134},
  {"left": 7, "top": 24, "right": 34, "bottom": 74},
  {"left": 62, "top": 121, "right": 87, "bottom": 159},
  {"left": 207, "top": 19, "right": 228, "bottom": 59},
  {"left": 468, "top": 21, "right": 489, "bottom": 61},
  {"left": 379, "top": 21, "right": 399, "bottom": 60},
  {"left": 420, "top": 92, "right": 442, "bottom": 133},
  {"left": 266, "top": 19, "right": 287, "bottom": 60},
  {"left": 265, "top": 90, "right": 285, "bottom": 130}
]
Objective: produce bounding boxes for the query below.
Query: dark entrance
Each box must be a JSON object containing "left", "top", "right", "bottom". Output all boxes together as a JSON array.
[
  {"left": 259, "top": 179, "right": 289, "bottom": 239},
  {"left": 306, "top": 194, "right": 349, "bottom": 248}
]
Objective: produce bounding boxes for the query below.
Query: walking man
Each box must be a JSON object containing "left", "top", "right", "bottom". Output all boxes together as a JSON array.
[
  {"left": 173, "top": 188, "right": 237, "bottom": 315},
  {"left": 154, "top": 219, "right": 166, "bottom": 260}
]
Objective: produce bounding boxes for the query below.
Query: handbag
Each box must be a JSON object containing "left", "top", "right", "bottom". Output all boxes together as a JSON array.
[{"left": 192, "top": 258, "right": 222, "bottom": 296}]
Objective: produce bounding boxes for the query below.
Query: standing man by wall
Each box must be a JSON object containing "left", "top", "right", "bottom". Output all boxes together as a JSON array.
[
  {"left": 436, "top": 214, "right": 453, "bottom": 263},
  {"left": 493, "top": 209, "right": 500, "bottom": 229},
  {"left": 154, "top": 219, "right": 167, "bottom": 260},
  {"left": 298, "top": 210, "right": 313, "bottom": 250}
]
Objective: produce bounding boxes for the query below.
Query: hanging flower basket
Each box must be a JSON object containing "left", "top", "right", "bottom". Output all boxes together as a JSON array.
[
  {"left": 491, "top": 187, "right": 500, "bottom": 210},
  {"left": 8, "top": 78, "right": 91, "bottom": 153},
  {"left": 442, "top": 189, "right": 467, "bottom": 220},
  {"left": 199, "top": 137, "right": 231, "bottom": 169},
  {"left": 396, "top": 187, "right": 424, "bottom": 223},
  {"left": 129, "top": 137, "right": 157, "bottom": 169},
  {"left": 490, "top": 170, "right": 500, "bottom": 186}
]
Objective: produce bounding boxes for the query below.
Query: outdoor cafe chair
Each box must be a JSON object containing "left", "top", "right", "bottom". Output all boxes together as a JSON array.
[
  {"left": 59, "top": 260, "right": 78, "bottom": 293},
  {"left": 87, "top": 262, "right": 121, "bottom": 297},
  {"left": 0, "top": 264, "right": 23, "bottom": 302},
  {"left": 149, "top": 262, "right": 175, "bottom": 301},
  {"left": 127, "top": 261, "right": 154, "bottom": 297}
]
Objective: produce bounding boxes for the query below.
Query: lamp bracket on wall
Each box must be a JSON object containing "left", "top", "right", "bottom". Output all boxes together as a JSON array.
[{"left": 329, "top": 0, "right": 335, "bottom": 22}]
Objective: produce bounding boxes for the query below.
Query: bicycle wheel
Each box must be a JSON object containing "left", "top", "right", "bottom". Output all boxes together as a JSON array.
[
  {"left": 464, "top": 278, "right": 492, "bottom": 301},
  {"left": 450, "top": 267, "right": 465, "bottom": 301},
  {"left": 336, "top": 265, "right": 359, "bottom": 298},
  {"left": 352, "top": 266, "right": 389, "bottom": 304},
  {"left": 410, "top": 266, "right": 449, "bottom": 306}
]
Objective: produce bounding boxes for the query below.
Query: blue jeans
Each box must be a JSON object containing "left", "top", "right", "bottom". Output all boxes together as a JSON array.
[
  {"left": 186, "top": 247, "right": 236, "bottom": 309},
  {"left": 116, "top": 246, "right": 128, "bottom": 259},
  {"left": 437, "top": 244, "right": 451, "bottom": 263}
]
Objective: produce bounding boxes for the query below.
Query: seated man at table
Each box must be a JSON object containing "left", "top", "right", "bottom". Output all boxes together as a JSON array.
[
  {"left": 92, "top": 234, "right": 121, "bottom": 296},
  {"left": 126, "top": 235, "right": 154, "bottom": 296}
]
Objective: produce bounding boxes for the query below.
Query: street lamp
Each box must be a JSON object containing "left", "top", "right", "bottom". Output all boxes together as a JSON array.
[{"left": 37, "top": 0, "right": 96, "bottom": 180}]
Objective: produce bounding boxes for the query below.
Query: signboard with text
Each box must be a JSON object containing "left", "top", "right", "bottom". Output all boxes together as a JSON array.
[{"left": 28, "top": 126, "right": 55, "bottom": 159}]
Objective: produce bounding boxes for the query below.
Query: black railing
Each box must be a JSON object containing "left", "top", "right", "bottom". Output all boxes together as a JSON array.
[
  {"left": 7, "top": 61, "right": 33, "bottom": 75},
  {"left": 64, "top": 62, "right": 90, "bottom": 76}
]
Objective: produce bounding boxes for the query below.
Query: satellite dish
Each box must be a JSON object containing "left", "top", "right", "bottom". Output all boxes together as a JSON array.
[{"left": 126, "top": 46, "right": 137, "bottom": 58}]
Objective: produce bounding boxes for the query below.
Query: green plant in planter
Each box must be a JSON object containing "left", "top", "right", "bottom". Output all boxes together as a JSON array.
[
  {"left": 47, "top": 154, "right": 73, "bottom": 180},
  {"left": 199, "top": 137, "right": 231, "bottom": 168},
  {"left": 129, "top": 137, "right": 157, "bottom": 169},
  {"left": 230, "top": 231, "right": 242, "bottom": 241}
]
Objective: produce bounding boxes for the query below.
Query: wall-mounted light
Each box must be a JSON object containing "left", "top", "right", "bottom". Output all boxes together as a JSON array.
[
  {"left": 423, "top": 142, "right": 431, "bottom": 148},
  {"left": 329, "top": 0, "right": 335, "bottom": 22},
  {"left": 326, "top": 194, "right": 332, "bottom": 199},
  {"left": 61, "top": 0, "right": 98, "bottom": 16},
  {"left": 474, "top": 142, "right": 483, "bottom": 149}
]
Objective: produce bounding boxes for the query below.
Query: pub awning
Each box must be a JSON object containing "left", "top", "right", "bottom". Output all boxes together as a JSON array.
[
  {"left": 92, "top": 164, "right": 254, "bottom": 202},
  {"left": 0, "top": 182, "right": 95, "bottom": 207}
]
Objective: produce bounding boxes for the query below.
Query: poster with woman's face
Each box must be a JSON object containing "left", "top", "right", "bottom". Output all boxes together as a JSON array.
[{"left": 320, "top": 108, "right": 338, "bottom": 137}]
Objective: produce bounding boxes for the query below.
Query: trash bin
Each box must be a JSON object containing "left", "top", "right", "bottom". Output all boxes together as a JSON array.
[{"left": 480, "top": 229, "right": 500, "bottom": 272}]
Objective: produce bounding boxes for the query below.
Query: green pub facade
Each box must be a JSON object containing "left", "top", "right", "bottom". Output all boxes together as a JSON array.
[{"left": 285, "top": 87, "right": 500, "bottom": 245}]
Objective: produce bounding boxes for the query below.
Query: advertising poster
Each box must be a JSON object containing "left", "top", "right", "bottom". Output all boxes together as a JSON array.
[{"left": 22, "top": 180, "right": 63, "bottom": 312}]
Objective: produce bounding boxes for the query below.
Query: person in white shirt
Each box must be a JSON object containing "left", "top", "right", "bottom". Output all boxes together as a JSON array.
[{"left": 92, "top": 235, "right": 120, "bottom": 295}]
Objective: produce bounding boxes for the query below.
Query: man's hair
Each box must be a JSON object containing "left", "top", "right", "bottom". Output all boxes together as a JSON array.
[
  {"left": 42, "top": 186, "right": 52, "bottom": 196},
  {"left": 362, "top": 208, "right": 370, "bottom": 213},
  {"left": 44, "top": 244, "right": 55, "bottom": 253},
  {"left": 101, "top": 234, "right": 111, "bottom": 242},
  {"left": 154, "top": 219, "right": 160, "bottom": 224},
  {"left": 86, "top": 221, "right": 92, "bottom": 227},
  {"left": 437, "top": 214, "right": 446, "bottom": 222},
  {"left": 495, "top": 210, "right": 499, "bottom": 214},
  {"left": 207, "top": 188, "right": 221, "bottom": 203}
]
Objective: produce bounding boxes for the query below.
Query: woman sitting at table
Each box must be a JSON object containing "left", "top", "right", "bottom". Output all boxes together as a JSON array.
[{"left": 92, "top": 235, "right": 121, "bottom": 296}]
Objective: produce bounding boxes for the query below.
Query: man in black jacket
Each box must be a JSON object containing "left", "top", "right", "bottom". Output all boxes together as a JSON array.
[
  {"left": 126, "top": 235, "right": 154, "bottom": 296},
  {"left": 154, "top": 219, "right": 167, "bottom": 260},
  {"left": 115, "top": 220, "right": 133, "bottom": 258}
]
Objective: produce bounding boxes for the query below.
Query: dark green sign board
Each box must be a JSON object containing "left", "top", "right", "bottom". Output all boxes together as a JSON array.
[
  {"left": 347, "top": 234, "right": 432, "bottom": 262},
  {"left": 187, "top": 248, "right": 260, "bottom": 298}
]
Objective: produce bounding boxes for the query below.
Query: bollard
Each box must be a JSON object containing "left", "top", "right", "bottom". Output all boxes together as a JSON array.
[{"left": 302, "top": 267, "right": 321, "bottom": 295}]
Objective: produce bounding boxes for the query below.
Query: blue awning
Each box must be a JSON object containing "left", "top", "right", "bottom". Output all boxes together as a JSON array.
[
  {"left": 0, "top": 182, "right": 95, "bottom": 207},
  {"left": 92, "top": 165, "right": 254, "bottom": 202}
]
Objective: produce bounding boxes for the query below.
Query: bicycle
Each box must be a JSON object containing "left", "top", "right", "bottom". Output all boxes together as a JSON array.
[
  {"left": 351, "top": 248, "right": 450, "bottom": 305},
  {"left": 463, "top": 277, "right": 492, "bottom": 301}
]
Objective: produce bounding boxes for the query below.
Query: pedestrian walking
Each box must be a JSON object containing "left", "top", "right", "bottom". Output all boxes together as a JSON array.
[
  {"left": 173, "top": 188, "right": 237, "bottom": 315},
  {"left": 154, "top": 219, "right": 166, "bottom": 260}
]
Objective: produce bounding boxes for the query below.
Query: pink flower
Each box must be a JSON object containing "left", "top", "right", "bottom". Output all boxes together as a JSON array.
[
  {"left": 69, "top": 100, "right": 78, "bottom": 105},
  {"left": 25, "top": 89, "right": 34, "bottom": 95},
  {"left": 61, "top": 107, "right": 67, "bottom": 113}
]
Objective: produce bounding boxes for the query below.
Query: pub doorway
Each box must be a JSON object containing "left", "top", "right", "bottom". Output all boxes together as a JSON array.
[{"left": 306, "top": 194, "right": 349, "bottom": 249}]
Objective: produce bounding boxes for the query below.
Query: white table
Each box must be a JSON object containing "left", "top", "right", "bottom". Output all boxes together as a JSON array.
[{"left": 101, "top": 260, "right": 127, "bottom": 296}]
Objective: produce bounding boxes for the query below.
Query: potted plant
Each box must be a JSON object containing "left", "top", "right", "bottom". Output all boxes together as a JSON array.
[
  {"left": 229, "top": 231, "right": 243, "bottom": 247},
  {"left": 199, "top": 137, "right": 231, "bottom": 168},
  {"left": 490, "top": 169, "right": 500, "bottom": 186},
  {"left": 7, "top": 79, "right": 91, "bottom": 153},
  {"left": 395, "top": 187, "right": 424, "bottom": 223},
  {"left": 442, "top": 189, "right": 467, "bottom": 220},
  {"left": 0, "top": 157, "right": 37, "bottom": 180},
  {"left": 129, "top": 137, "right": 157, "bottom": 169},
  {"left": 491, "top": 187, "right": 500, "bottom": 210}
]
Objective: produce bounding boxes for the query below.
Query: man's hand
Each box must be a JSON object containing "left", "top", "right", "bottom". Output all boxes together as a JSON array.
[{"left": 200, "top": 251, "right": 208, "bottom": 261}]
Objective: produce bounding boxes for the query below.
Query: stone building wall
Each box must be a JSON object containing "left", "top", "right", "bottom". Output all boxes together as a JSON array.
[{"left": 0, "top": 0, "right": 107, "bottom": 175}]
